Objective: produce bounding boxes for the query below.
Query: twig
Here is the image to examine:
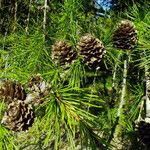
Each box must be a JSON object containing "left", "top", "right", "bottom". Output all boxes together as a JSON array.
[
  {"left": 43, "top": 0, "right": 48, "bottom": 33},
  {"left": 117, "top": 59, "right": 127, "bottom": 117},
  {"left": 25, "top": 0, "right": 32, "bottom": 33},
  {"left": 2, "top": 30, "right": 10, "bottom": 76},
  {"left": 13, "top": 0, "right": 17, "bottom": 32},
  {"left": 110, "top": 53, "right": 121, "bottom": 107},
  {"left": 137, "top": 98, "right": 144, "bottom": 123},
  {"left": 110, "top": 52, "right": 129, "bottom": 149}
]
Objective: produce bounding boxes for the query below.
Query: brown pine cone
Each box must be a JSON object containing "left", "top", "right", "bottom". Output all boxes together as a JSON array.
[
  {"left": 51, "top": 40, "right": 77, "bottom": 69},
  {"left": 1, "top": 100, "right": 34, "bottom": 131},
  {"left": 77, "top": 34, "right": 105, "bottom": 70},
  {"left": 0, "top": 79, "right": 26, "bottom": 103},
  {"left": 113, "top": 20, "right": 137, "bottom": 50},
  {"left": 28, "top": 73, "right": 43, "bottom": 88},
  {"left": 26, "top": 74, "right": 51, "bottom": 106}
]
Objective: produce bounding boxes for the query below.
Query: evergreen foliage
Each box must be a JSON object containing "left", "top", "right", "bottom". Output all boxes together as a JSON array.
[{"left": 0, "top": 0, "right": 150, "bottom": 149}]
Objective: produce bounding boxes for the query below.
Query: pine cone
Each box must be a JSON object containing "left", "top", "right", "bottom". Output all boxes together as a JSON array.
[
  {"left": 26, "top": 74, "right": 51, "bottom": 106},
  {"left": 1, "top": 100, "right": 34, "bottom": 131},
  {"left": 77, "top": 34, "right": 105, "bottom": 70},
  {"left": 0, "top": 79, "right": 26, "bottom": 103},
  {"left": 113, "top": 20, "right": 137, "bottom": 50},
  {"left": 136, "top": 120, "right": 150, "bottom": 147},
  {"left": 51, "top": 40, "right": 77, "bottom": 69},
  {"left": 28, "top": 73, "right": 43, "bottom": 88}
]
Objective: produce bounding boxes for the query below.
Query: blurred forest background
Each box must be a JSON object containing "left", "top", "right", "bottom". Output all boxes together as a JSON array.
[{"left": 0, "top": 0, "right": 150, "bottom": 150}]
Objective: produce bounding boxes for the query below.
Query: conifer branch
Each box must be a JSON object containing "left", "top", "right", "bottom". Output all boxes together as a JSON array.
[
  {"left": 13, "top": 0, "right": 17, "bottom": 32},
  {"left": 43, "top": 0, "right": 48, "bottom": 33},
  {"left": 110, "top": 53, "right": 129, "bottom": 149},
  {"left": 117, "top": 59, "right": 127, "bottom": 117},
  {"left": 111, "top": 53, "right": 121, "bottom": 107},
  {"left": 25, "top": 0, "right": 32, "bottom": 33},
  {"left": 3, "top": 30, "right": 9, "bottom": 75}
]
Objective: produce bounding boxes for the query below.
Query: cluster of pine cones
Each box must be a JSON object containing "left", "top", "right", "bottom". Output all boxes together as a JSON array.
[
  {"left": 0, "top": 20, "right": 138, "bottom": 133},
  {"left": 51, "top": 20, "right": 137, "bottom": 70},
  {"left": 0, "top": 74, "right": 51, "bottom": 132},
  {"left": 52, "top": 20, "right": 150, "bottom": 147},
  {"left": 52, "top": 34, "right": 105, "bottom": 70}
]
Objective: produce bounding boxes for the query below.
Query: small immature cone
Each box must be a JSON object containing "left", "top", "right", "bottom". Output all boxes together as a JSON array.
[
  {"left": 51, "top": 40, "right": 77, "bottom": 69},
  {"left": 26, "top": 74, "right": 50, "bottom": 106},
  {"left": 113, "top": 20, "right": 137, "bottom": 50},
  {"left": 1, "top": 100, "right": 34, "bottom": 131},
  {"left": 0, "top": 79, "right": 26, "bottom": 103},
  {"left": 77, "top": 34, "right": 105, "bottom": 70}
]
